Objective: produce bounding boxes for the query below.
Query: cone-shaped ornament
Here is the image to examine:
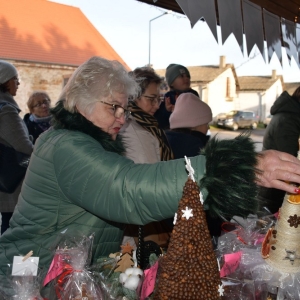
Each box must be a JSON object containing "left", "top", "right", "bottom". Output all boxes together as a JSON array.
[
  {"left": 262, "top": 152, "right": 300, "bottom": 273},
  {"left": 154, "top": 158, "right": 222, "bottom": 299}
]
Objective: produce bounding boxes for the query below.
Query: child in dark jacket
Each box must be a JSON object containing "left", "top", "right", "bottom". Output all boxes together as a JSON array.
[
  {"left": 154, "top": 64, "right": 199, "bottom": 129},
  {"left": 166, "top": 93, "right": 211, "bottom": 159}
]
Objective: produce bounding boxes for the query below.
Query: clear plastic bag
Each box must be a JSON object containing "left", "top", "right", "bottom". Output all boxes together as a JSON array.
[
  {"left": 11, "top": 270, "right": 44, "bottom": 300},
  {"left": 220, "top": 277, "right": 255, "bottom": 300},
  {"left": 45, "top": 234, "right": 103, "bottom": 300}
]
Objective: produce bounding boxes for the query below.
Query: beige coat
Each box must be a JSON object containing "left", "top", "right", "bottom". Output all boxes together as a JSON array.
[
  {"left": 0, "top": 92, "right": 33, "bottom": 212},
  {"left": 120, "top": 116, "right": 171, "bottom": 248},
  {"left": 120, "top": 117, "right": 160, "bottom": 164}
]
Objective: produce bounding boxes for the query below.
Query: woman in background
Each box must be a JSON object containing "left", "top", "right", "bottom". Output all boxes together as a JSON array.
[
  {"left": 0, "top": 60, "right": 33, "bottom": 234},
  {"left": 121, "top": 67, "right": 173, "bottom": 261},
  {"left": 121, "top": 67, "right": 173, "bottom": 163},
  {"left": 23, "top": 91, "right": 52, "bottom": 144}
]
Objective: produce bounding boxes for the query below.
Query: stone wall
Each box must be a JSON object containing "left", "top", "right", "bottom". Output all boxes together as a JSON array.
[{"left": 8, "top": 60, "right": 77, "bottom": 117}]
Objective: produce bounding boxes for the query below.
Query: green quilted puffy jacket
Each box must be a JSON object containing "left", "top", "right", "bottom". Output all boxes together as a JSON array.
[
  {"left": 0, "top": 111, "right": 206, "bottom": 297},
  {"left": 0, "top": 101, "right": 258, "bottom": 297}
]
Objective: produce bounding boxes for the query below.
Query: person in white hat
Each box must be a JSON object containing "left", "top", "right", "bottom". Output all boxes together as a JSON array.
[
  {"left": 165, "top": 93, "right": 223, "bottom": 237},
  {"left": 166, "top": 92, "right": 212, "bottom": 159},
  {"left": 0, "top": 60, "right": 33, "bottom": 234}
]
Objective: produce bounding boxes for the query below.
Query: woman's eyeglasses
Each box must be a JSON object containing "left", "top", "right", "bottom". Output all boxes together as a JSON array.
[
  {"left": 33, "top": 99, "right": 50, "bottom": 108},
  {"left": 99, "top": 100, "right": 131, "bottom": 120},
  {"left": 142, "top": 95, "right": 162, "bottom": 106}
]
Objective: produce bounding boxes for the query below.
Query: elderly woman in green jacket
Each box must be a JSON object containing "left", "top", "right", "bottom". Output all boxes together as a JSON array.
[{"left": 0, "top": 56, "right": 300, "bottom": 297}]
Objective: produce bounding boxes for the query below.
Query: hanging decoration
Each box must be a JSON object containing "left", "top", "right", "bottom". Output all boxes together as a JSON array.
[
  {"left": 171, "top": 0, "right": 300, "bottom": 68},
  {"left": 296, "top": 24, "right": 300, "bottom": 66},
  {"left": 217, "top": 0, "right": 244, "bottom": 54},
  {"left": 263, "top": 9, "right": 282, "bottom": 65},
  {"left": 282, "top": 18, "right": 299, "bottom": 65},
  {"left": 242, "top": 0, "right": 265, "bottom": 60},
  {"left": 176, "top": 0, "right": 218, "bottom": 42}
]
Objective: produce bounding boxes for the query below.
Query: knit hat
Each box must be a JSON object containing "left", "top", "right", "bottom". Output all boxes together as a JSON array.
[
  {"left": 170, "top": 93, "right": 212, "bottom": 129},
  {"left": 165, "top": 64, "right": 190, "bottom": 87},
  {"left": 0, "top": 60, "right": 18, "bottom": 84}
]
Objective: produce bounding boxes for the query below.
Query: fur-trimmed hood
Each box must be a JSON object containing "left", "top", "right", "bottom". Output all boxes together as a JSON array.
[{"left": 50, "top": 100, "right": 125, "bottom": 155}]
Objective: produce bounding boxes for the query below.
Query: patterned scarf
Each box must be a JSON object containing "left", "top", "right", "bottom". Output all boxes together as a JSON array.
[
  {"left": 30, "top": 114, "right": 52, "bottom": 131},
  {"left": 128, "top": 101, "right": 173, "bottom": 161}
]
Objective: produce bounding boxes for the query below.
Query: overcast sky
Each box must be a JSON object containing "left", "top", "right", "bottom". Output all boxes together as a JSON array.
[{"left": 52, "top": 0, "right": 300, "bottom": 82}]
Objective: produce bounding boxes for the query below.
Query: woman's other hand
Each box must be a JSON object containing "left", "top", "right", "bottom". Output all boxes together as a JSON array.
[{"left": 256, "top": 150, "right": 300, "bottom": 193}]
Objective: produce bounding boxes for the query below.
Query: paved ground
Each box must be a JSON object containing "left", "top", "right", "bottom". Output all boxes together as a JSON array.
[{"left": 210, "top": 126, "right": 265, "bottom": 152}]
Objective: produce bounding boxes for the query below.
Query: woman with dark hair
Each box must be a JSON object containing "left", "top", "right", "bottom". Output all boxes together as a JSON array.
[
  {"left": 121, "top": 67, "right": 173, "bottom": 163},
  {"left": 121, "top": 67, "right": 173, "bottom": 255},
  {"left": 0, "top": 60, "right": 33, "bottom": 234},
  {"left": 23, "top": 91, "right": 52, "bottom": 144},
  {"left": 258, "top": 86, "right": 300, "bottom": 213}
]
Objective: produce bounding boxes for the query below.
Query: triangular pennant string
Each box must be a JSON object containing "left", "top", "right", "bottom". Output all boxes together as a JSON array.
[
  {"left": 282, "top": 18, "right": 299, "bottom": 65},
  {"left": 243, "top": 0, "right": 265, "bottom": 60},
  {"left": 186, "top": 0, "right": 218, "bottom": 42},
  {"left": 217, "top": 0, "right": 243, "bottom": 54},
  {"left": 175, "top": 0, "right": 191, "bottom": 23},
  {"left": 296, "top": 24, "right": 300, "bottom": 67},
  {"left": 263, "top": 9, "right": 282, "bottom": 64}
]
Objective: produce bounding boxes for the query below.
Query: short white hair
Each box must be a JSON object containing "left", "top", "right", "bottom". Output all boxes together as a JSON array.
[{"left": 59, "top": 56, "right": 139, "bottom": 114}]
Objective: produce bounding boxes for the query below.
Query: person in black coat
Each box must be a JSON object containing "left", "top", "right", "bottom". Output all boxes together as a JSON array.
[
  {"left": 23, "top": 91, "right": 52, "bottom": 144},
  {"left": 0, "top": 60, "right": 33, "bottom": 234},
  {"left": 154, "top": 63, "right": 199, "bottom": 129},
  {"left": 257, "top": 86, "right": 300, "bottom": 213}
]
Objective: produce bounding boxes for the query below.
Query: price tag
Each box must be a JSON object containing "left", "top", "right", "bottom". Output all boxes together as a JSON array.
[
  {"left": 220, "top": 251, "right": 242, "bottom": 277},
  {"left": 140, "top": 261, "right": 159, "bottom": 300}
]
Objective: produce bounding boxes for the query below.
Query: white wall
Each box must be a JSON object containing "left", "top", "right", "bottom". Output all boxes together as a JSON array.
[
  {"left": 235, "top": 92, "right": 260, "bottom": 114},
  {"left": 236, "top": 79, "right": 282, "bottom": 121},
  {"left": 206, "top": 68, "right": 237, "bottom": 117},
  {"left": 264, "top": 81, "right": 282, "bottom": 117}
]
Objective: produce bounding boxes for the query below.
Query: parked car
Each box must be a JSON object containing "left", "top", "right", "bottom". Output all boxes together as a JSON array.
[
  {"left": 217, "top": 110, "right": 258, "bottom": 131},
  {"left": 263, "top": 114, "right": 272, "bottom": 127},
  {"left": 210, "top": 112, "right": 227, "bottom": 126}
]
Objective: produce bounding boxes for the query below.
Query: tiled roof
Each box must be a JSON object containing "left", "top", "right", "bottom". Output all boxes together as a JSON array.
[
  {"left": 155, "top": 65, "right": 233, "bottom": 83},
  {"left": 238, "top": 76, "right": 280, "bottom": 91},
  {"left": 0, "top": 0, "right": 128, "bottom": 68}
]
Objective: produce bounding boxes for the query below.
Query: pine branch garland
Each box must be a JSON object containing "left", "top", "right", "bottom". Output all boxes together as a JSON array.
[{"left": 200, "top": 132, "right": 259, "bottom": 219}]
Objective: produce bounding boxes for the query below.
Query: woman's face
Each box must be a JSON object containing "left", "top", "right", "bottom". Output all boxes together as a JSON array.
[
  {"left": 6, "top": 76, "right": 20, "bottom": 96},
  {"left": 171, "top": 74, "right": 191, "bottom": 91},
  {"left": 31, "top": 94, "right": 51, "bottom": 118},
  {"left": 135, "top": 82, "right": 161, "bottom": 116},
  {"left": 80, "top": 92, "right": 128, "bottom": 140}
]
